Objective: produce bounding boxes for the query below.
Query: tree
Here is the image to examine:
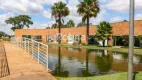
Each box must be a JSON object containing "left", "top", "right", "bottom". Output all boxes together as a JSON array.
[
  {"left": 5, "top": 15, "right": 33, "bottom": 31},
  {"left": 77, "top": 22, "right": 86, "bottom": 27},
  {"left": 77, "top": 22, "right": 93, "bottom": 27},
  {"left": 96, "top": 21, "right": 112, "bottom": 47},
  {"left": 122, "top": 35, "right": 129, "bottom": 46},
  {"left": 51, "top": 2, "right": 69, "bottom": 44},
  {"left": 46, "top": 27, "right": 50, "bottom": 29},
  {"left": 123, "top": 20, "right": 128, "bottom": 22},
  {"left": 51, "top": 23, "right": 58, "bottom": 29},
  {"left": 0, "top": 31, "right": 7, "bottom": 38},
  {"left": 135, "top": 35, "right": 142, "bottom": 47},
  {"left": 66, "top": 20, "right": 75, "bottom": 28},
  {"left": 77, "top": 0, "right": 100, "bottom": 45}
]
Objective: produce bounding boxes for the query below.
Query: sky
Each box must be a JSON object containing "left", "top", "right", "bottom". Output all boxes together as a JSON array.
[{"left": 0, "top": 0, "right": 142, "bottom": 34}]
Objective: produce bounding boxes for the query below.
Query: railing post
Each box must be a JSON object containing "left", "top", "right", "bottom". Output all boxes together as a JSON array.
[
  {"left": 21, "top": 38, "right": 23, "bottom": 49},
  {"left": 24, "top": 38, "right": 26, "bottom": 51},
  {"left": 20, "top": 40, "right": 22, "bottom": 48},
  {"left": 32, "top": 40, "right": 34, "bottom": 58},
  {"left": 38, "top": 43, "right": 40, "bottom": 64},
  {"left": 16, "top": 38, "right": 18, "bottom": 47},
  {"left": 17, "top": 38, "right": 20, "bottom": 47},
  {"left": 46, "top": 45, "right": 48, "bottom": 71},
  {"left": 28, "top": 39, "right": 30, "bottom": 54}
]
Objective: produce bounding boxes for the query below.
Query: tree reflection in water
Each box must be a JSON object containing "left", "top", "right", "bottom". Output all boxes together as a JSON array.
[
  {"left": 95, "top": 50, "right": 113, "bottom": 74},
  {"left": 52, "top": 47, "right": 69, "bottom": 77},
  {"left": 81, "top": 49, "right": 94, "bottom": 77}
]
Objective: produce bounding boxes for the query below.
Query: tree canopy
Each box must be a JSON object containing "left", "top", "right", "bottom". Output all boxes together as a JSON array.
[
  {"left": 65, "top": 20, "right": 75, "bottom": 28},
  {"left": 51, "top": 23, "right": 58, "bottom": 29},
  {"left": 96, "top": 21, "right": 112, "bottom": 46},
  {"left": 77, "top": 22, "right": 86, "bottom": 27},
  {"left": 77, "top": 0, "right": 100, "bottom": 23},
  {"left": 51, "top": 1, "right": 69, "bottom": 25},
  {"left": 5, "top": 15, "right": 33, "bottom": 31},
  {"left": 0, "top": 31, "right": 7, "bottom": 38}
]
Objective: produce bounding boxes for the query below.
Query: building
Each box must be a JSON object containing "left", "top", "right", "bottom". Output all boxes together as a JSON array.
[{"left": 15, "top": 20, "right": 142, "bottom": 46}]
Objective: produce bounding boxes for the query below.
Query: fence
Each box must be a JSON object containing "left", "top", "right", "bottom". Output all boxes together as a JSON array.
[
  {"left": 11, "top": 37, "right": 49, "bottom": 70},
  {"left": 0, "top": 42, "right": 10, "bottom": 78}
]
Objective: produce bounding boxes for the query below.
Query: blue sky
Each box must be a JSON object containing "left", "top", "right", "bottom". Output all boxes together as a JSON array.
[{"left": 0, "top": 0, "right": 142, "bottom": 34}]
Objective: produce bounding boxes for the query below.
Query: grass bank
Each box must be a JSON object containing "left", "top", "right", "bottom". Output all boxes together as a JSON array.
[
  {"left": 56, "top": 72, "right": 142, "bottom": 80},
  {"left": 46, "top": 43, "right": 142, "bottom": 55}
]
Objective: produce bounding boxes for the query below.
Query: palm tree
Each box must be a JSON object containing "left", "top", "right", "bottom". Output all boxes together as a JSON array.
[
  {"left": 66, "top": 20, "right": 75, "bottom": 28},
  {"left": 51, "top": 23, "right": 58, "bottom": 29},
  {"left": 77, "top": 22, "right": 86, "bottom": 27},
  {"left": 77, "top": 0, "right": 100, "bottom": 45},
  {"left": 51, "top": 2, "right": 70, "bottom": 44},
  {"left": 96, "top": 21, "right": 112, "bottom": 47}
]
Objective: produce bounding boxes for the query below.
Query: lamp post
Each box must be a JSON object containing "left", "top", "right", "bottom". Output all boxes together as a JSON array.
[{"left": 128, "top": 0, "right": 134, "bottom": 80}]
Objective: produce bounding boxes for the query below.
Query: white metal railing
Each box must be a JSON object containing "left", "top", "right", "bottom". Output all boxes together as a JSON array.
[{"left": 11, "top": 37, "right": 49, "bottom": 70}]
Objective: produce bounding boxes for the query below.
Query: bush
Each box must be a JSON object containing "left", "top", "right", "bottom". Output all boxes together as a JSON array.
[
  {"left": 107, "top": 45, "right": 112, "bottom": 47},
  {"left": 0, "top": 39, "right": 3, "bottom": 42},
  {"left": 81, "top": 43, "right": 87, "bottom": 46},
  {"left": 73, "top": 41, "right": 80, "bottom": 45}
]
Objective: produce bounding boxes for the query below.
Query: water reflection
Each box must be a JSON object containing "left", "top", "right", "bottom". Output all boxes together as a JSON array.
[
  {"left": 81, "top": 50, "right": 94, "bottom": 77},
  {"left": 48, "top": 46, "right": 142, "bottom": 77},
  {"left": 95, "top": 50, "right": 113, "bottom": 74},
  {"left": 52, "top": 47, "right": 69, "bottom": 77}
]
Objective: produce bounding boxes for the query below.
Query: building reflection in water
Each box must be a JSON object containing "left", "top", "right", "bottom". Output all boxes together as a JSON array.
[{"left": 48, "top": 46, "right": 142, "bottom": 77}]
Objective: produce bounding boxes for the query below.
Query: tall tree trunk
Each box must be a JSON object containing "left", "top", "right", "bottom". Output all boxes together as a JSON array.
[
  {"left": 86, "top": 15, "right": 89, "bottom": 45},
  {"left": 103, "top": 40, "right": 105, "bottom": 47},
  {"left": 86, "top": 50, "right": 89, "bottom": 76},
  {"left": 58, "top": 47, "right": 61, "bottom": 73},
  {"left": 58, "top": 14, "right": 61, "bottom": 44}
]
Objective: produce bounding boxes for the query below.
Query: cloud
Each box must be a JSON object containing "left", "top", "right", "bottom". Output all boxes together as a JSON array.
[
  {"left": 0, "top": 0, "right": 66, "bottom": 15},
  {"left": 110, "top": 16, "right": 124, "bottom": 23},
  {"left": 65, "top": 0, "right": 107, "bottom": 25},
  {"left": 43, "top": 10, "right": 51, "bottom": 18},
  {"left": 29, "top": 20, "right": 55, "bottom": 29},
  {"left": 30, "top": 0, "right": 66, "bottom": 5},
  {"left": 0, "top": 0, "right": 44, "bottom": 14},
  {"left": 64, "top": 0, "right": 82, "bottom": 25},
  {"left": 104, "top": 0, "right": 142, "bottom": 13},
  {"left": 135, "top": 14, "right": 142, "bottom": 20},
  {"left": 90, "top": 9, "right": 107, "bottom": 25},
  {"left": 99, "top": 0, "right": 108, "bottom": 3},
  {"left": 0, "top": 12, "right": 14, "bottom": 34}
]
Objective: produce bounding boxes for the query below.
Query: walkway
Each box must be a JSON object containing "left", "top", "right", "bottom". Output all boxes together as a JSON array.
[{"left": 0, "top": 42, "right": 56, "bottom": 80}]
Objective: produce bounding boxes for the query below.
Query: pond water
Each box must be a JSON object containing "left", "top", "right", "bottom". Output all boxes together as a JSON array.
[{"left": 47, "top": 46, "right": 142, "bottom": 77}]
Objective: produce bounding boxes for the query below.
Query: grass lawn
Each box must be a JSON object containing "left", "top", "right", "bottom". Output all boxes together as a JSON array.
[
  {"left": 56, "top": 72, "right": 142, "bottom": 80},
  {"left": 46, "top": 43, "right": 142, "bottom": 55}
]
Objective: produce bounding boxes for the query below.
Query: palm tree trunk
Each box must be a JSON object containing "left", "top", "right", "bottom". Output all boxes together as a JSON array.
[
  {"left": 58, "top": 47, "right": 61, "bottom": 73},
  {"left": 86, "top": 15, "right": 89, "bottom": 45},
  {"left": 58, "top": 14, "right": 61, "bottom": 44},
  {"left": 86, "top": 50, "right": 89, "bottom": 76},
  {"left": 103, "top": 40, "right": 105, "bottom": 47}
]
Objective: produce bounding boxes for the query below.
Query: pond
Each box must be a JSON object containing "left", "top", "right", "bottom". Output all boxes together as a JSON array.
[{"left": 46, "top": 46, "right": 142, "bottom": 77}]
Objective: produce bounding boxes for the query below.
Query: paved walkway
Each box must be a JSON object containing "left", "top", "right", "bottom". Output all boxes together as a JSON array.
[{"left": 0, "top": 42, "right": 56, "bottom": 80}]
